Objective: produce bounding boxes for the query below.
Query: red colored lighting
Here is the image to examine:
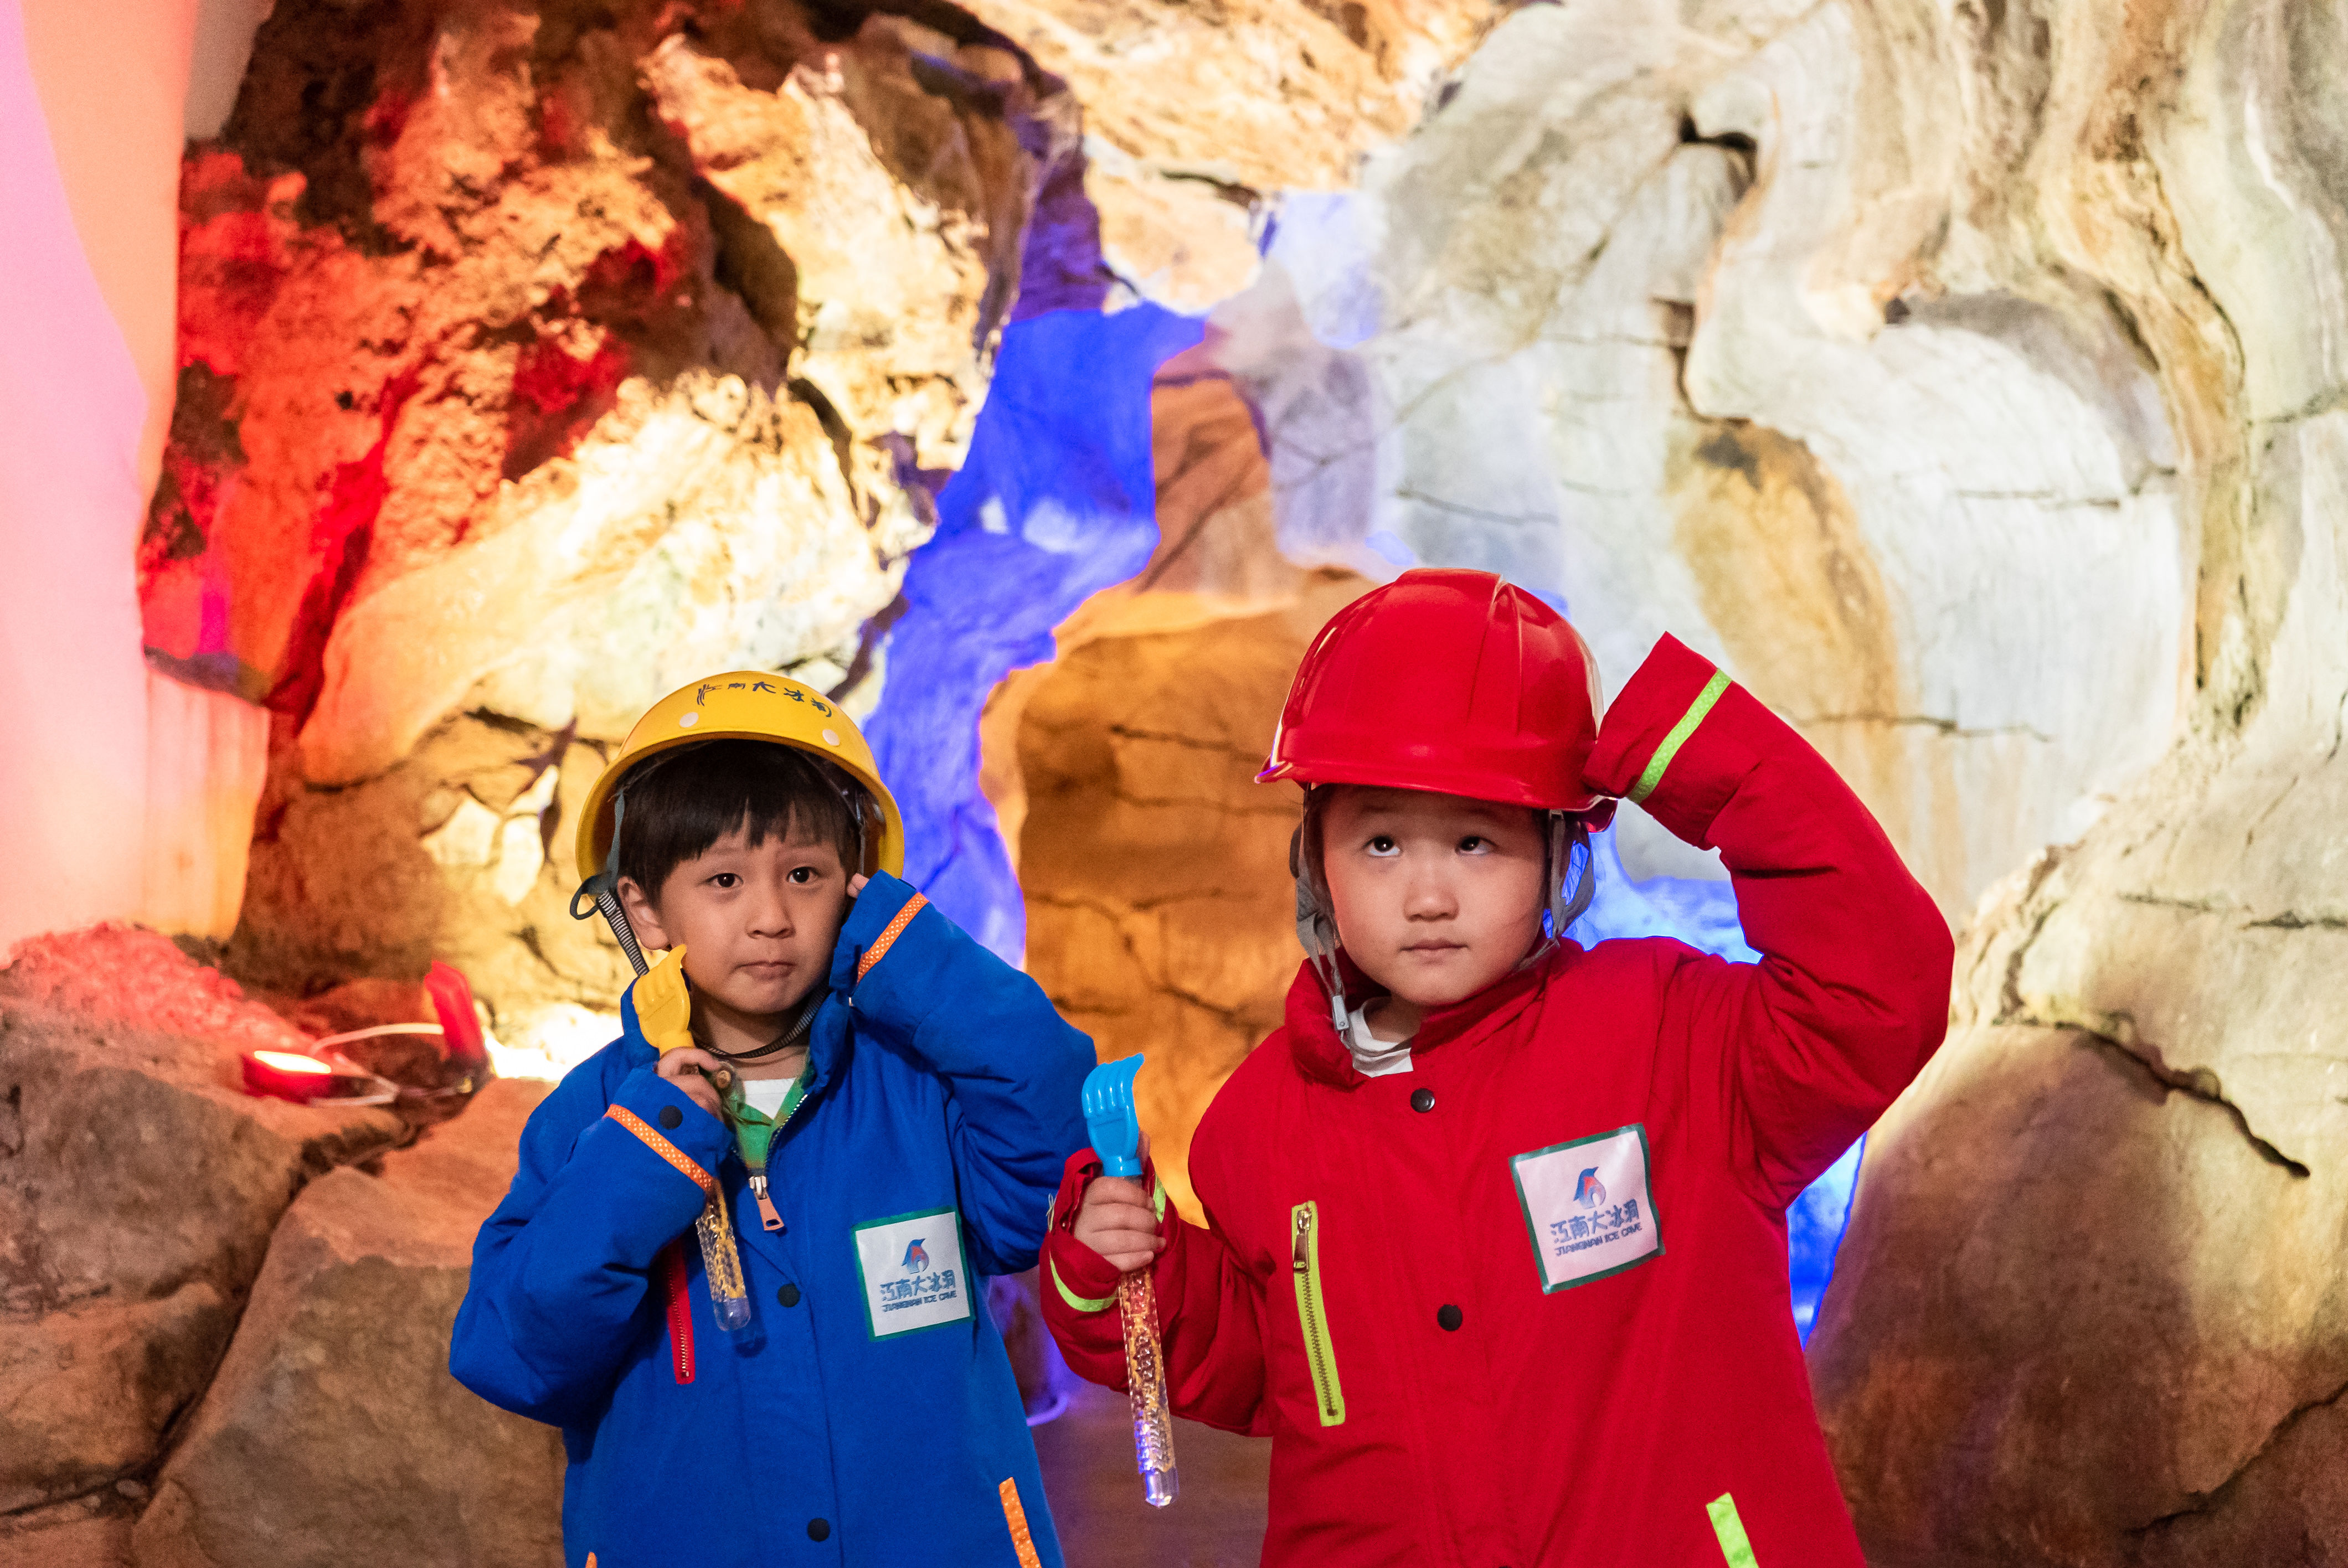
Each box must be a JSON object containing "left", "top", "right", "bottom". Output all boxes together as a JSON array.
[{"left": 241, "top": 1048, "right": 334, "bottom": 1102}]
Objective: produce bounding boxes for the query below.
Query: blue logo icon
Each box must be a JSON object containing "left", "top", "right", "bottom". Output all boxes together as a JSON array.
[
  {"left": 1574, "top": 1169, "right": 1607, "bottom": 1209},
  {"left": 903, "top": 1239, "right": 930, "bottom": 1272}
]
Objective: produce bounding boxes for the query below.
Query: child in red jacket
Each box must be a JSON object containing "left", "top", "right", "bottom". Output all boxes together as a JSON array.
[{"left": 1041, "top": 569, "right": 1954, "bottom": 1567}]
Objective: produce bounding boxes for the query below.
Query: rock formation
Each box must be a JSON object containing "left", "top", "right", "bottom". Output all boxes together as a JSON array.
[
  {"left": 135, "top": 1079, "right": 561, "bottom": 1568},
  {"left": 958, "top": 0, "right": 1495, "bottom": 308},
  {"left": 0, "top": 929, "right": 405, "bottom": 1562},
  {"left": 145, "top": 0, "right": 1110, "bottom": 1051},
  {"left": 1772, "top": 4, "right": 2348, "bottom": 1562}
]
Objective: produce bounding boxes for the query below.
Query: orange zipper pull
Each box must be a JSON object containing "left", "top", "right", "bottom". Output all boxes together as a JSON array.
[{"left": 749, "top": 1172, "right": 784, "bottom": 1233}]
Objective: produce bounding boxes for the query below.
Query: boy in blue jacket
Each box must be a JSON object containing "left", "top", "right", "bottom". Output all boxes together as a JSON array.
[{"left": 451, "top": 672, "right": 1093, "bottom": 1567}]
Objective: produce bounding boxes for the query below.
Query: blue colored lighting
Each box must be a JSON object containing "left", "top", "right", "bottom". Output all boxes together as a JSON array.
[{"left": 862, "top": 305, "right": 1204, "bottom": 963}]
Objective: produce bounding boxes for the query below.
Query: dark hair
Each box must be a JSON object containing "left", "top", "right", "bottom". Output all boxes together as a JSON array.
[{"left": 614, "top": 740, "right": 872, "bottom": 904}]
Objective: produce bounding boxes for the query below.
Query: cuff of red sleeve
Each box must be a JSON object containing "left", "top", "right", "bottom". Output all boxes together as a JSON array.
[
  {"left": 1044, "top": 1232, "right": 1124, "bottom": 1316},
  {"left": 605, "top": 1066, "right": 731, "bottom": 1192},
  {"left": 1583, "top": 634, "right": 1754, "bottom": 847},
  {"left": 1042, "top": 1149, "right": 1154, "bottom": 1315}
]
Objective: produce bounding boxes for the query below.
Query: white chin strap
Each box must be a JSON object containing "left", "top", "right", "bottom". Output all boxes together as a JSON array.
[{"left": 1542, "top": 810, "right": 1598, "bottom": 945}]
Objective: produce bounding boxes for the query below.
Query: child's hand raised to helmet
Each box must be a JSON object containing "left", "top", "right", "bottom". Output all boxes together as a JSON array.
[
  {"left": 655, "top": 1047, "right": 732, "bottom": 1120},
  {"left": 1073, "top": 1132, "right": 1165, "bottom": 1273}
]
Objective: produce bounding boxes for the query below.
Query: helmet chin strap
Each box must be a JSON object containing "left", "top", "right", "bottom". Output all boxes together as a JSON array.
[
  {"left": 1289, "top": 791, "right": 1599, "bottom": 1029},
  {"left": 1524, "top": 811, "right": 1597, "bottom": 968},
  {"left": 570, "top": 788, "right": 653, "bottom": 978},
  {"left": 1289, "top": 789, "right": 1351, "bottom": 1035}
]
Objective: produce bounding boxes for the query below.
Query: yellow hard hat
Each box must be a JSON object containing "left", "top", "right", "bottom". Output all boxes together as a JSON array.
[{"left": 573, "top": 671, "right": 905, "bottom": 885}]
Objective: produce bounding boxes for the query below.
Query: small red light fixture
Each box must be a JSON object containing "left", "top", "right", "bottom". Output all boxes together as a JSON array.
[
  {"left": 425, "top": 961, "right": 489, "bottom": 1074},
  {"left": 240, "top": 1046, "right": 400, "bottom": 1106},
  {"left": 240, "top": 1049, "right": 337, "bottom": 1102},
  {"left": 239, "top": 962, "right": 491, "bottom": 1107}
]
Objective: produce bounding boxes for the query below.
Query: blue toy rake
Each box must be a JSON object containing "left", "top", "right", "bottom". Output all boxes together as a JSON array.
[{"left": 1082, "top": 1056, "right": 1180, "bottom": 1508}]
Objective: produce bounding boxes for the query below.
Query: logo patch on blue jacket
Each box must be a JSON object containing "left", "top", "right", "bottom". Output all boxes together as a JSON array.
[{"left": 853, "top": 1209, "right": 970, "bottom": 1338}]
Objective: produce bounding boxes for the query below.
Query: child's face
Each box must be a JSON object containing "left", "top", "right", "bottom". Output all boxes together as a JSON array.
[
  {"left": 619, "top": 822, "right": 852, "bottom": 1027},
  {"left": 1320, "top": 786, "right": 1547, "bottom": 1010}
]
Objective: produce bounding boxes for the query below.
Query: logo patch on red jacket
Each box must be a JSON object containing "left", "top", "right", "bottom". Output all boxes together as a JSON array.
[{"left": 1511, "top": 1123, "right": 1662, "bottom": 1292}]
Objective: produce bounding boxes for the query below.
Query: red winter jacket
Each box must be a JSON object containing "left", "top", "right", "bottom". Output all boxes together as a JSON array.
[{"left": 1041, "top": 636, "right": 1954, "bottom": 1568}]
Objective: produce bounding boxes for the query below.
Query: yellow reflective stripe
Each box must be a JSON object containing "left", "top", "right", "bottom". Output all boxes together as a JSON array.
[
  {"left": 1049, "top": 1257, "right": 1116, "bottom": 1314},
  {"left": 1630, "top": 669, "right": 1731, "bottom": 804},
  {"left": 1708, "top": 1492, "right": 1759, "bottom": 1568},
  {"left": 1151, "top": 1178, "right": 1167, "bottom": 1221}
]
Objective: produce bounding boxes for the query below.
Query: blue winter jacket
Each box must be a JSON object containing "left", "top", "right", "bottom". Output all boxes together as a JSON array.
[{"left": 450, "top": 875, "right": 1093, "bottom": 1567}]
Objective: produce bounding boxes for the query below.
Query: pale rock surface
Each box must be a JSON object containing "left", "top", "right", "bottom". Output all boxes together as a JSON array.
[
  {"left": 959, "top": 0, "right": 1497, "bottom": 306},
  {"left": 1816, "top": 419, "right": 2348, "bottom": 1562},
  {"left": 231, "top": 710, "right": 632, "bottom": 1017},
  {"left": 135, "top": 1079, "right": 562, "bottom": 1568},
  {"left": 301, "top": 373, "right": 887, "bottom": 785},
  {"left": 138, "top": 672, "right": 270, "bottom": 945},
  {"left": 1207, "top": 0, "right": 2186, "bottom": 917},
  {"left": 1799, "top": 3, "right": 2348, "bottom": 1564},
  {"left": 0, "top": 929, "right": 401, "bottom": 1515}
]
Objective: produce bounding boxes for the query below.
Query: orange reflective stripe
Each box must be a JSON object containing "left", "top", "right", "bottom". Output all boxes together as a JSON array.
[
  {"left": 604, "top": 1104, "right": 714, "bottom": 1194},
  {"left": 857, "top": 892, "right": 928, "bottom": 982},
  {"left": 998, "top": 1478, "right": 1043, "bottom": 1568}
]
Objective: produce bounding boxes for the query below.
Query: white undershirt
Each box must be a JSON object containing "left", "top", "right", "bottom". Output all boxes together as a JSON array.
[
  {"left": 1345, "top": 1000, "right": 1415, "bottom": 1078},
  {"left": 741, "top": 1077, "right": 794, "bottom": 1117}
]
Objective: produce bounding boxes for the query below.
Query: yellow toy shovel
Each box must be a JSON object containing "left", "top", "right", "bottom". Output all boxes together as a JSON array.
[{"left": 632, "top": 947, "right": 753, "bottom": 1333}]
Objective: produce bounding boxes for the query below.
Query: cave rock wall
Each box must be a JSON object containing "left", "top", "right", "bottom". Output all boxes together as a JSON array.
[
  {"left": 144, "top": 0, "right": 1109, "bottom": 1042},
  {"left": 1198, "top": 0, "right": 2192, "bottom": 921}
]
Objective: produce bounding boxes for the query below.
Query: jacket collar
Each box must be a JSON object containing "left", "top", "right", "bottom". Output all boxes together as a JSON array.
[{"left": 1281, "top": 943, "right": 1572, "bottom": 1088}]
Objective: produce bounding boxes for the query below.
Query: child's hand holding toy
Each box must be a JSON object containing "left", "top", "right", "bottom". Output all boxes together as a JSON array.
[{"left": 637, "top": 946, "right": 730, "bottom": 1118}]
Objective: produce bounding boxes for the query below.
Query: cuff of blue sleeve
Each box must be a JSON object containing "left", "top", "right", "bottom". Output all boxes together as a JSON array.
[
  {"left": 829, "top": 870, "right": 926, "bottom": 993},
  {"left": 610, "top": 1066, "right": 732, "bottom": 1174}
]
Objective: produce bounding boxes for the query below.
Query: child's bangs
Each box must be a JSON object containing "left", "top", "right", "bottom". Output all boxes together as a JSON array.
[{"left": 615, "top": 739, "right": 865, "bottom": 896}]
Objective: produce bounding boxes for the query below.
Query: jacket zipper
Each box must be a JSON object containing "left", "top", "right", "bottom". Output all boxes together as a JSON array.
[
  {"left": 747, "top": 1174, "right": 783, "bottom": 1233},
  {"left": 1290, "top": 1200, "right": 1346, "bottom": 1427},
  {"left": 660, "top": 1239, "right": 694, "bottom": 1384},
  {"left": 742, "top": 1067, "right": 812, "bottom": 1235}
]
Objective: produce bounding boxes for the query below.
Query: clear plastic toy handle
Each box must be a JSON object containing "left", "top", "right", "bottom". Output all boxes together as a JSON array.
[
  {"left": 1118, "top": 1267, "right": 1179, "bottom": 1507},
  {"left": 695, "top": 1188, "right": 754, "bottom": 1333}
]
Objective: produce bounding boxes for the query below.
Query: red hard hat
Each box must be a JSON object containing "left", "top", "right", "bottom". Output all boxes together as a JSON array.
[{"left": 1258, "top": 569, "right": 1610, "bottom": 813}]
